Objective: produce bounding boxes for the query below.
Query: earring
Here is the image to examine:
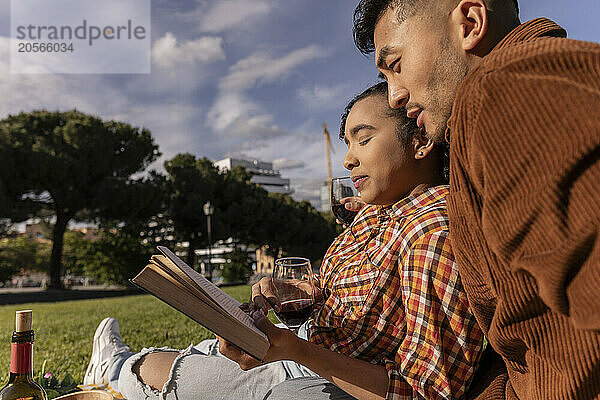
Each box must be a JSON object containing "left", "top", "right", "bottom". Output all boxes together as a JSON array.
[{"left": 418, "top": 151, "right": 424, "bottom": 156}]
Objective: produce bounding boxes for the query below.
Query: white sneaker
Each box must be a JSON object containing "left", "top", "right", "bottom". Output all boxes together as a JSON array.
[{"left": 83, "top": 317, "right": 130, "bottom": 385}]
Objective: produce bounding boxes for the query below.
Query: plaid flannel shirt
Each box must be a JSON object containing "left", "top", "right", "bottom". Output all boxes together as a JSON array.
[{"left": 310, "top": 185, "right": 484, "bottom": 399}]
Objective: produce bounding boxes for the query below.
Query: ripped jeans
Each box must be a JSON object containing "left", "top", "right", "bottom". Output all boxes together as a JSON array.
[{"left": 107, "top": 324, "right": 356, "bottom": 400}]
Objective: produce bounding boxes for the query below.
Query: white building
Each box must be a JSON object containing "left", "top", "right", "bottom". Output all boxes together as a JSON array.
[
  {"left": 214, "top": 158, "right": 293, "bottom": 195},
  {"left": 320, "top": 181, "right": 331, "bottom": 212}
]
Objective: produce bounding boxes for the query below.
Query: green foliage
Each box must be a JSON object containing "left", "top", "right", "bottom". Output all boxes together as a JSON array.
[
  {"left": 64, "top": 229, "right": 152, "bottom": 286},
  {"left": 36, "top": 361, "right": 80, "bottom": 399},
  {"left": 0, "top": 110, "right": 161, "bottom": 288},
  {"left": 0, "top": 221, "right": 10, "bottom": 238},
  {"left": 0, "top": 237, "right": 50, "bottom": 282},
  {"left": 321, "top": 210, "right": 345, "bottom": 236},
  {"left": 164, "top": 154, "right": 221, "bottom": 267},
  {"left": 258, "top": 193, "right": 338, "bottom": 261},
  {"left": 0, "top": 110, "right": 160, "bottom": 217},
  {"left": 218, "top": 166, "right": 268, "bottom": 246},
  {"left": 0, "top": 128, "right": 33, "bottom": 221},
  {"left": 0, "top": 260, "right": 18, "bottom": 285},
  {"left": 0, "top": 227, "right": 153, "bottom": 287},
  {"left": 0, "top": 287, "right": 253, "bottom": 384},
  {"left": 222, "top": 247, "right": 253, "bottom": 283}
]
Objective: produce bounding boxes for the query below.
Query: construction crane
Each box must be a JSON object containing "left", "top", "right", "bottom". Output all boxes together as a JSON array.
[{"left": 323, "top": 122, "right": 334, "bottom": 202}]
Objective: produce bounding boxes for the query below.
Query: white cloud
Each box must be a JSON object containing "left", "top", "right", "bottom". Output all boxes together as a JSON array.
[
  {"left": 152, "top": 32, "right": 225, "bottom": 69},
  {"left": 0, "top": 0, "right": 8, "bottom": 19},
  {"left": 273, "top": 158, "right": 305, "bottom": 170},
  {"left": 297, "top": 84, "right": 348, "bottom": 111},
  {"left": 227, "top": 114, "right": 287, "bottom": 139},
  {"left": 192, "top": 0, "right": 276, "bottom": 33},
  {"left": 220, "top": 45, "right": 324, "bottom": 92},
  {"left": 0, "top": 29, "right": 342, "bottom": 209},
  {"left": 109, "top": 102, "right": 200, "bottom": 160},
  {"left": 206, "top": 92, "right": 257, "bottom": 132},
  {"left": 207, "top": 45, "right": 325, "bottom": 141},
  {"left": 247, "top": 135, "right": 327, "bottom": 177},
  {"left": 224, "top": 140, "right": 269, "bottom": 157},
  {"left": 0, "top": 36, "right": 205, "bottom": 172},
  {"left": 0, "top": 38, "right": 114, "bottom": 117}
]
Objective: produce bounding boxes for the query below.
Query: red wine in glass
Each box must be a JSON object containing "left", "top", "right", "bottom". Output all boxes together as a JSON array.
[
  {"left": 274, "top": 299, "right": 314, "bottom": 329},
  {"left": 331, "top": 204, "right": 358, "bottom": 226},
  {"left": 331, "top": 177, "right": 360, "bottom": 225},
  {"left": 272, "top": 257, "right": 315, "bottom": 331}
]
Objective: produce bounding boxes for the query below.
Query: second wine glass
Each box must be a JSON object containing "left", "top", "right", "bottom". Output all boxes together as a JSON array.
[
  {"left": 272, "top": 257, "right": 315, "bottom": 331},
  {"left": 331, "top": 177, "right": 360, "bottom": 225}
]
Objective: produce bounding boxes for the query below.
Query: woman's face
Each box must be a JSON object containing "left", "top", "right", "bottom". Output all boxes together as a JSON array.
[{"left": 343, "top": 94, "right": 417, "bottom": 205}]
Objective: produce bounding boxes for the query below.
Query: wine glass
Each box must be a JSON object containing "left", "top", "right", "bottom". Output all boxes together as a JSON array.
[
  {"left": 331, "top": 177, "right": 361, "bottom": 226},
  {"left": 272, "top": 257, "right": 315, "bottom": 331}
]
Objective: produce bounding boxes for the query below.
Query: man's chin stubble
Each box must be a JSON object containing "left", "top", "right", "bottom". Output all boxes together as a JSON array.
[{"left": 427, "top": 37, "right": 469, "bottom": 141}]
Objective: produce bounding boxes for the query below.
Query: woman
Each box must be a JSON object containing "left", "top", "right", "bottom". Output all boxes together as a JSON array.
[{"left": 84, "top": 82, "right": 482, "bottom": 400}]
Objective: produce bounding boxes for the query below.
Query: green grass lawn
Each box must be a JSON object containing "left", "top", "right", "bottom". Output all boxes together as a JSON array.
[{"left": 0, "top": 285, "right": 253, "bottom": 386}]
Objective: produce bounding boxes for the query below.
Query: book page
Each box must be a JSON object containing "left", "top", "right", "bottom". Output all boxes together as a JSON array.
[
  {"left": 151, "top": 255, "right": 214, "bottom": 300},
  {"left": 150, "top": 255, "right": 195, "bottom": 290},
  {"left": 132, "top": 265, "right": 269, "bottom": 359},
  {"left": 157, "top": 246, "right": 265, "bottom": 338},
  {"left": 148, "top": 258, "right": 226, "bottom": 315}
]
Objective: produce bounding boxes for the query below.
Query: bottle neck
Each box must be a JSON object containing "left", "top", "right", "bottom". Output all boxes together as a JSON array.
[{"left": 10, "top": 331, "right": 34, "bottom": 379}]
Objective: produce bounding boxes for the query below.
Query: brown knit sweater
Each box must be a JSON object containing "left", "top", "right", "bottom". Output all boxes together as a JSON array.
[{"left": 447, "top": 18, "right": 600, "bottom": 399}]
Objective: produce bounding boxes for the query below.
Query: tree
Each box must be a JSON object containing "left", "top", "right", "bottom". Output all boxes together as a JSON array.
[
  {"left": 0, "top": 220, "right": 10, "bottom": 238},
  {"left": 0, "top": 236, "right": 50, "bottom": 283},
  {"left": 219, "top": 166, "right": 269, "bottom": 247},
  {"left": 0, "top": 125, "right": 38, "bottom": 225},
  {"left": 0, "top": 110, "right": 160, "bottom": 288},
  {"left": 165, "top": 154, "right": 222, "bottom": 269},
  {"left": 164, "top": 155, "right": 273, "bottom": 278},
  {"left": 257, "top": 193, "right": 338, "bottom": 262},
  {"left": 64, "top": 228, "right": 153, "bottom": 286},
  {"left": 222, "top": 247, "right": 253, "bottom": 283}
]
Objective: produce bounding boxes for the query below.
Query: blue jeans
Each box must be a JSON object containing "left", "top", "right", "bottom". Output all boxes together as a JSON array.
[{"left": 108, "top": 323, "right": 356, "bottom": 400}]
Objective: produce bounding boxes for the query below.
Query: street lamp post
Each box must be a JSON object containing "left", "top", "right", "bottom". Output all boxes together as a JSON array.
[{"left": 203, "top": 201, "right": 214, "bottom": 282}]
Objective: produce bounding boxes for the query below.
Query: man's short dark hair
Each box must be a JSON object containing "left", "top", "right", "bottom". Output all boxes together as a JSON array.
[
  {"left": 353, "top": 0, "right": 519, "bottom": 55},
  {"left": 339, "top": 81, "right": 415, "bottom": 143},
  {"left": 339, "top": 81, "right": 450, "bottom": 182}
]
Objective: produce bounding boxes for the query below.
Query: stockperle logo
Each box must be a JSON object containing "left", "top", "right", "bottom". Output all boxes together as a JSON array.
[{"left": 10, "top": 0, "right": 151, "bottom": 74}]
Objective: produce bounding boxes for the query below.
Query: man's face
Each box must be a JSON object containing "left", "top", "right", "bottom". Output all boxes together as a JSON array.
[{"left": 374, "top": 6, "right": 469, "bottom": 141}]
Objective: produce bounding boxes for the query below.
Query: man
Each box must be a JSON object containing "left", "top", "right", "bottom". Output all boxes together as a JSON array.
[{"left": 353, "top": 0, "right": 600, "bottom": 399}]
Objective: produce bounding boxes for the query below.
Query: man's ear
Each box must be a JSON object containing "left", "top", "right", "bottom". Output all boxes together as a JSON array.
[
  {"left": 413, "top": 132, "right": 436, "bottom": 160},
  {"left": 450, "top": 0, "right": 488, "bottom": 51}
]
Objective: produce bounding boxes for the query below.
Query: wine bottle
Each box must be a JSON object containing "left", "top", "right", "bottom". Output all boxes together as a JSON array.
[{"left": 0, "top": 310, "right": 47, "bottom": 400}]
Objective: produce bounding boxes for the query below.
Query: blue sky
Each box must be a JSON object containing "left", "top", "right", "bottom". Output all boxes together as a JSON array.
[{"left": 1, "top": 0, "right": 599, "bottom": 207}]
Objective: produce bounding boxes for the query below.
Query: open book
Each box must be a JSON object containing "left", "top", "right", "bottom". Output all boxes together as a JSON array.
[{"left": 131, "top": 246, "right": 269, "bottom": 360}]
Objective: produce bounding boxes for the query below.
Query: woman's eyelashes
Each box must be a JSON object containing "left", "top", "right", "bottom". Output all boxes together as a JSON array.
[
  {"left": 390, "top": 58, "right": 401, "bottom": 73},
  {"left": 359, "top": 137, "right": 372, "bottom": 146}
]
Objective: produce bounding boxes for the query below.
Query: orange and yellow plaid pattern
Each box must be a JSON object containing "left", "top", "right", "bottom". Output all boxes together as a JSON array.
[
  {"left": 310, "top": 185, "right": 484, "bottom": 399},
  {"left": 78, "top": 383, "right": 125, "bottom": 399}
]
